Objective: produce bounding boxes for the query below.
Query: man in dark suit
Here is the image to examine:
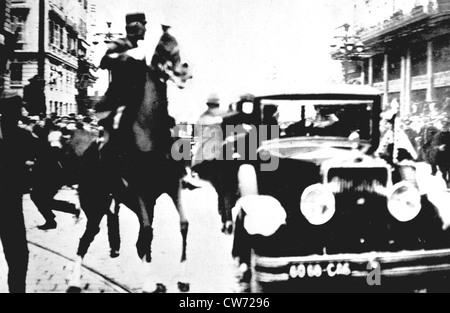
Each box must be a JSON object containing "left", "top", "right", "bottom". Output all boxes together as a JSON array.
[
  {"left": 30, "top": 118, "right": 80, "bottom": 230},
  {"left": 0, "top": 91, "right": 36, "bottom": 293}
]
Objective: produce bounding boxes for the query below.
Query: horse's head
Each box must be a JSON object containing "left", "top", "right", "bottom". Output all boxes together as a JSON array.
[{"left": 151, "top": 29, "right": 192, "bottom": 89}]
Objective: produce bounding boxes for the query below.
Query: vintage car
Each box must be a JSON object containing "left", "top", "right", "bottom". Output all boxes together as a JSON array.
[{"left": 226, "top": 85, "right": 450, "bottom": 292}]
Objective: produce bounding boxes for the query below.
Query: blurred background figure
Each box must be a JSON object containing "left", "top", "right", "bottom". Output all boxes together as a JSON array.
[
  {"left": 191, "top": 94, "right": 234, "bottom": 234},
  {"left": 30, "top": 118, "right": 80, "bottom": 230},
  {"left": 0, "top": 91, "right": 36, "bottom": 293}
]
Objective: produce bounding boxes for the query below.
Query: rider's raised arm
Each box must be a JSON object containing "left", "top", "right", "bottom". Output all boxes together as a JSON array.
[{"left": 99, "top": 39, "right": 135, "bottom": 70}]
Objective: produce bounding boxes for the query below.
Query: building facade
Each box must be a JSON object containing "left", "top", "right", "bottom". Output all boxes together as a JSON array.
[
  {"left": 8, "top": 0, "right": 94, "bottom": 116},
  {"left": 1, "top": 0, "right": 13, "bottom": 95},
  {"left": 333, "top": 0, "right": 450, "bottom": 118},
  {"left": 76, "top": 0, "right": 98, "bottom": 115}
]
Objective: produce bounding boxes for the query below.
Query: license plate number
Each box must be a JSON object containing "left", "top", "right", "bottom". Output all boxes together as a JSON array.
[{"left": 289, "top": 262, "right": 351, "bottom": 279}]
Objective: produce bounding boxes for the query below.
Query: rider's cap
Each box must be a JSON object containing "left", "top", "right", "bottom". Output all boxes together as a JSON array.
[{"left": 126, "top": 13, "right": 147, "bottom": 25}]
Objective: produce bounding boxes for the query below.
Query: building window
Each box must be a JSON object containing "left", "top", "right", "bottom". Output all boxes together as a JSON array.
[
  {"left": 11, "top": 13, "right": 27, "bottom": 45},
  {"left": 433, "top": 36, "right": 450, "bottom": 73},
  {"left": 49, "top": 21, "right": 55, "bottom": 45},
  {"left": 411, "top": 43, "right": 427, "bottom": 77},
  {"left": 434, "top": 86, "right": 450, "bottom": 110},
  {"left": 67, "top": 71, "right": 71, "bottom": 87},
  {"left": 54, "top": 24, "right": 60, "bottom": 48},
  {"left": 388, "top": 52, "right": 401, "bottom": 81},
  {"left": 411, "top": 89, "right": 427, "bottom": 114},
  {"left": 363, "top": 59, "right": 370, "bottom": 85},
  {"left": 60, "top": 27, "right": 65, "bottom": 50},
  {"left": 10, "top": 63, "right": 23, "bottom": 85},
  {"left": 67, "top": 35, "right": 77, "bottom": 56},
  {"left": 67, "top": 34, "right": 72, "bottom": 54},
  {"left": 388, "top": 92, "right": 400, "bottom": 106},
  {"left": 373, "top": 54, "right": 384, "bottom": 83}
]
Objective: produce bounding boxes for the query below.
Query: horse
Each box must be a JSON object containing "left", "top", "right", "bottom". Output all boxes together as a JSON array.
[
  {"left": 66, "top": 27, "right": 192, "bottom": 293},
  {"left": 427, "top": 130, "right": 450, "bottom": 188},
  {"left": 418, "top": 125, "right": 440, "bottom": 168},
  {"left": 419, "top": 124, "right": 450, "bottom": 188}
]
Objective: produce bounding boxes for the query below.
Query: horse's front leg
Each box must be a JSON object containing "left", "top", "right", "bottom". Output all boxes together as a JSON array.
[
  {"left": 130, "top": 193, "right": 167, "bottom": 293},
  {"left": 171, "top": 180, "right": 190, "bottom": 292},
  {"left": 172, "top": 180, "right": 189, "bottom": 259},
  {"left": 135, "top": 195, "right": 154, "bottom": 263}
]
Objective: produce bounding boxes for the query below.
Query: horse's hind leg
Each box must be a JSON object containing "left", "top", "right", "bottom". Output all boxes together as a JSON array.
[
  {"left": 132, "top": 194, "right": 156, "bottom": 263},
  {"left": 432, "top": 164, "right": 438, "bottom": 176},
  {"left": 106, "top": 199, "right": 121, "bottom": 258},
  {"left": 135, "top": 195, "right": 169, "bottom": 293}
]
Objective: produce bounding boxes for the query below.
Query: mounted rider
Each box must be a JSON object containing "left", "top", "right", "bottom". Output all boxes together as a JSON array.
[
  {"left": 96, "top": 13, "right": 149, "bottom": 134},
  {"left": 93, "top": 12, "right": 192, "bottom": 293}
]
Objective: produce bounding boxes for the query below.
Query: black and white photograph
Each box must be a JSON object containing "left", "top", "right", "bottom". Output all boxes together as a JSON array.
[{"left": 1, "top": 0, "right": 450, "bottom": 297}]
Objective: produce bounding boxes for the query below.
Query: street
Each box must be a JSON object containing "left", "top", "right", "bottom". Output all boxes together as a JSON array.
[
  {"left": 0, "top": 163, "right": 449, "bottom": 293},
  {"left": 0, "top": 183, "right": 244, "bottom": 293}
]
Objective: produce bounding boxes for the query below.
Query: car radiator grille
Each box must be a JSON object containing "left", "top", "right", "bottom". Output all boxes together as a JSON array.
[{"left": 327, "top": 167, "right": 389, "bottom": 196}]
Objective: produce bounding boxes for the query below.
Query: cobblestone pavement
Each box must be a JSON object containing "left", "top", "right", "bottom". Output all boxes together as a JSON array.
[{"left": 1, "top": 184, "right": 243, "bottom": 293}]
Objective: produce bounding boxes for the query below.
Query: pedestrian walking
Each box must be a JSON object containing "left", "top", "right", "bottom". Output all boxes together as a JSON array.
[
  {"left": 30, "top": 118, "right": 80, "bottom": 230},
  {"left": 192, "top": 94, "right": 235, "bottom": 234}
]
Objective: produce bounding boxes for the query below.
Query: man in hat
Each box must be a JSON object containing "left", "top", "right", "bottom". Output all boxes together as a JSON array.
[
  {"left": 191, "top": 94, "right": 235, "bottom": 234},
  {"left": 0, "top": 91, "right": 37, "bottom": 293},
  {"left": 192, "top": 93, "right": 226, "bottom": 167},
  {"left": 23, "top": 75, "right": 47, "bottom": 117},
  {"left": 96, "top": 12, "right": 148, "bottom": 119},
  {"left": 30, "top": 117, "right": 81, "bottom": 231}
]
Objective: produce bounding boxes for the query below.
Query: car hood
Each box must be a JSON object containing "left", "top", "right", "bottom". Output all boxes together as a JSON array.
[{"left": 258, "top": 137, "right": 374, "bottom": 166}]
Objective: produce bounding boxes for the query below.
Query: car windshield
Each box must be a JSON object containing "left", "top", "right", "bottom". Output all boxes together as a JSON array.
[{"left": 260, "top": 99, "right": 375, "bottom": 142}]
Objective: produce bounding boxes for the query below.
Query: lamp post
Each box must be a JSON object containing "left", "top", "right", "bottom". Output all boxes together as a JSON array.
[
  {"left": 330, "top": 23, "right": 366, "bottom": 60},
  {"left": 92, "top": 22, "right": 122, "bottom": 83},
  {"left": 330, "top": 23, "right": 368, "bottom": 84},
  {"left": 92, "top": 22, "right": 123, "bottom": 46},
  {"left": 33, "top": 0, "right": 46, "bottom": 116}
]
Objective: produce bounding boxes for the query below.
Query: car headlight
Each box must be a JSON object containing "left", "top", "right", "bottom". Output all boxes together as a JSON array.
[
  {"left": 301, "top": 184, "right": 336, "bottom": 226},
  {"left": 235, "top": 195, "right": 287, "bottom": 237},
  {"left": 388, "top": 181, "right": 422, "bottom": 222}
]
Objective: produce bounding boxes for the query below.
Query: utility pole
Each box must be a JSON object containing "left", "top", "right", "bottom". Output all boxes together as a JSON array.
[{"left": 37, "top": 0, "right": 46, "bottom": 113}]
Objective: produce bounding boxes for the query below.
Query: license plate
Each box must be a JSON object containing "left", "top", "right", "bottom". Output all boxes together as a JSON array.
[{"left": 289, "top": 262, "right": 351, "bottom": 279}]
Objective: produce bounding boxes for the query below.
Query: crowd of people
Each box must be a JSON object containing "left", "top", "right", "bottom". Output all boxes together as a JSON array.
[{"left": 0, "top": 90, "right": 108, "bottom": 293}]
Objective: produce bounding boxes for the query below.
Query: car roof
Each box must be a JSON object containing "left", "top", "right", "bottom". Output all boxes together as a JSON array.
[{"left": 248, "top": 84, "right": 382, "bottom": 100}]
